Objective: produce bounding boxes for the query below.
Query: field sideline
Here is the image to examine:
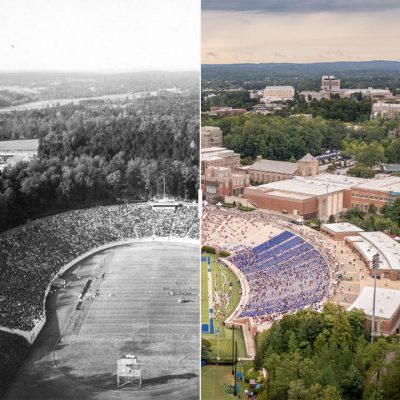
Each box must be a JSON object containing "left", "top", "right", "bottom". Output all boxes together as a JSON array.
[{"left": 201, "top": 255, "right": 247, "bottom": 361}]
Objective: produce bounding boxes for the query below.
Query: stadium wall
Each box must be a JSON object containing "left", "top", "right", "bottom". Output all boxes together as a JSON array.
[{"left": 0, "top": 236, "right": 198, "bottom": 345}]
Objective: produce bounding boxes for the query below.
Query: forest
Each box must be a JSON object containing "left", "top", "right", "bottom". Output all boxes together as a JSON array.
[
  {"left": 256, "top": 304, "right": 400, "bottom": 400},
  {"left": 201, "top": 114, "right": 400, "bottom": 162},
  {"left": 0, "top": 92, "right": 199, "bottom": 232}
]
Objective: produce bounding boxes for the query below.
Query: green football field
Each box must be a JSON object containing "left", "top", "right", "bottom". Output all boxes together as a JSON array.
[
  {"left": 201, "top": 255, "right": 247, "bottom": 361},
  {"left": 201, "top": 365, "right": 247, "bottom": 400}
]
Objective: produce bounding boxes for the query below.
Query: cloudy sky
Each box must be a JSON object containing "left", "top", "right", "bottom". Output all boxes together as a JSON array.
[
  {"left": 202, "top": 0, "right": 400, "bottom": 64},
  {"left": 0, "top": 0, "right": 200, "bottom": 72}
]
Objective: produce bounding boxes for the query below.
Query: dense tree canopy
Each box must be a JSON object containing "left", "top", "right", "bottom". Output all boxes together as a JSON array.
[
  {"left": 0, "top": 93, "right": 199, "bottom": 231},
  {"left": 257, "top": 304, "right": 400, "bottom": 400}
]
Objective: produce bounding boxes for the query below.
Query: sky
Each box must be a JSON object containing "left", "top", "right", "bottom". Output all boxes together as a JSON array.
[
  {"left": 0, "top": 0, "right": 200, "bottom": 72},
  {"left": 202, "top": 0, "right": 400, "bottom": 64}
]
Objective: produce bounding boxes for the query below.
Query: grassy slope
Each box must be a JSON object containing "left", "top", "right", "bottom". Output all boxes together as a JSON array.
[{"left": 0, "top": 331, "right": 29, "bottom": 398}]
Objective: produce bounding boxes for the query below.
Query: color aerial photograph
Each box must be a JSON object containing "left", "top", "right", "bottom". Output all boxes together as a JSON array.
[
  {"left": 0, "top": 0, "right": 200, "bottom": 399},
  {"left": 200, "top": 1, "right": 400, "bottom": 399}
]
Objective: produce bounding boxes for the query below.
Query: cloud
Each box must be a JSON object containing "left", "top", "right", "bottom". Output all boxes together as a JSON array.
[
  {"left": 206, "top": 51, "right": 219, "bottom": 58},
  {"left": 202, "top": 0, "right": 400, "bottom": 13}
]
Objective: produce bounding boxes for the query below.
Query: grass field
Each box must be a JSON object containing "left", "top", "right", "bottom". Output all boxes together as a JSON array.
[
  {"left": 201, "top": 255, "right": 247, "bottom": 361},
  {"left": 201, "top": 365, "right": 247, "bottom": 400},
  {"left": 53, "top": 241, "right": 199, "bottom": 391}
]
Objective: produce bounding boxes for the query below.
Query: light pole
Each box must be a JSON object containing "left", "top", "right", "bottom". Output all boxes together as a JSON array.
[{"left": 371, "top": 253, "right": 380, "bottom": 343}]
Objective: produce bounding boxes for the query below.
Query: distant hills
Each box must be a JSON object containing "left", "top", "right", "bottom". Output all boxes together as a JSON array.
[{"left": 202, "top": 60, "right": 400, "bottom": 90}]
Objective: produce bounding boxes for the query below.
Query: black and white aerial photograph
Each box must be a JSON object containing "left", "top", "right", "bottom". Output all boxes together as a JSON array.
[{"left": 0, "top": 0, "right": 200, "bottom": 399}]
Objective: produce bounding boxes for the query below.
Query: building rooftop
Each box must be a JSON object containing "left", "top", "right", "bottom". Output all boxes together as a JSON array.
[
  {"left": 358, "top": 231, "right": 400, "bottom": 271},
  {"left": 322, "top": 222, "right": 364, "bottom": 233},
  {"left": 0, "top": 139, "right": 39, "bottom": 152},
  {"left": 348, "top": 286, "right": 400, "bottom": 320},
  {"left": 248, "top": 159, "right": 298, "bottom": 175},
  {"left": 300, "top": 153, "right": 316, "bottom": 162},
  {"left": 266, "top": 190, "right": 313, "bottom": 200},
  {"left": 252, "top": 176, "right": 345, "bottom": 196}
]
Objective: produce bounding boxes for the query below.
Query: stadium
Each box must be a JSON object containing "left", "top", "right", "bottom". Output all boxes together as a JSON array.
[
  {"left": 0, "top": 202, "right": 199, "bottom": 400},
  {"left": 201, "top": 205, "right": 364, "bottom": 397}
]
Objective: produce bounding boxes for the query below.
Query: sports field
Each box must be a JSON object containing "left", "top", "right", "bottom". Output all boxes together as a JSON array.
[
  {"left": 201, "top": 365, "right": 247, "bottom": 400},
  {"left": 201, "top": 255, "right": 247, "bottom": 361},
  {"left": 53, "top": 241, "right": 199, "bottom": 392}
]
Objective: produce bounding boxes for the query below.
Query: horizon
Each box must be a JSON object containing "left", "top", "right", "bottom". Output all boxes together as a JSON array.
[{"left": 201, "top": 59, "right": 400, "bottom": 66}]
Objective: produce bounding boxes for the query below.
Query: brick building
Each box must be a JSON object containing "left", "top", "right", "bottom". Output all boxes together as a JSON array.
[
  {"left": 244, "top": 176, "right": 345, "bottom": 220},
  {"left": 244, "top": 153, "right": 319, "bottom": 184},
  {"left": 201, "top": 147, "right": 241, "bottom": 173},
  {"left": 349, "top": 287, "right": 400, "bottom": 335},
  {"left": 345, "top": 231, "right": 400, "bottom": 281},
  {"left": 201, "top": 166, "right": 250, "bottom": 201},
  {"left": 201, "top": 126, "right": 223, "bottom": 149}
]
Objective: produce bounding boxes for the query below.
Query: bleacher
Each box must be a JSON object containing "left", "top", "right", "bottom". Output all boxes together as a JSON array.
[{"left": 228, "top": 231, "right": 329, "bottom": 318}]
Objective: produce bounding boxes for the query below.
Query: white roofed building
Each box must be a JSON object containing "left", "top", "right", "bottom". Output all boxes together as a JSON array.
[{"left": 349, "top": 286, "right": 400, "bottom": 335}]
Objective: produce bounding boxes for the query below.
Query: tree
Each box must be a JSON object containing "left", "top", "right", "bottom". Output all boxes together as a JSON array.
[
  {"left": 201, "top": 338, "right": 212, "bottom": 362},
  {"left": 328, "top": 215, "right": 335, "bottom": 223},
  {"left": 356, "top": 142, "right": 386, "bottom": 168}
]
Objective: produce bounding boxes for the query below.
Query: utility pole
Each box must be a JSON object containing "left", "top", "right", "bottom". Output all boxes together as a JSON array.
[
  {"left": 233, "top": 341, "right": 238, "bottom": 396},
  {"left": 371, "top": 253, "right": 380, "bottom": 343},
  {"left": 232, "top": 325, "right": 235, "bottom": 375}
]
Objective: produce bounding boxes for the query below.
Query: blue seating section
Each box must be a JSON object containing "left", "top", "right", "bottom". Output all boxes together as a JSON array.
[{"left": 228, "top": 231, "right": 329, "bottom": 317}]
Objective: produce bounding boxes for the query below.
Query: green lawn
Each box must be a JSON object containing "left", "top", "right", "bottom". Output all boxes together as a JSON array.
[
  {"left": 202, "top": 254, "right": 247, "bottom": 360},
  {"left": 201, "top": 365, "right": 248, "bottom": 400},
  {"left": 201, "top": 256, "right": 210, "bottom": 324}
]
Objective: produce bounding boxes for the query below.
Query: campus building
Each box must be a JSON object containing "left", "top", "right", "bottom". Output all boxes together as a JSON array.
[
  {"left": 201, "top": 166, "right": 250, "bottom": 201},
  {"left": 371, "top": 102, "right": 400, "bottom": 119},
  {"left": 201, "top": 147, "right": 241, "bottom": 173},
  {"left": 243, "top": 153, "right": 319, "bottom": 184},
  {"left": 244, "top": 176, "right": 345, "bottom": 220},
  {"left": 208, "top": 106, "right": 246, "bottom": 117},
  {"left": 261, "top": 86, "right": 295, "bottom": 103},
  {"left": 345, "top": 231, "right": 400, "bottom": 281},
  {"left": 321, "top": 222, "right": 364, "bottom": 241},
  {"left": 321, "top": 75, "right": 341, "bottom": 91},
  {"left": 349, "top": 287, "right": 400, "bottom": 334},
  {"left": 201, "top": 126, "right": 223, "bottom": 149}
]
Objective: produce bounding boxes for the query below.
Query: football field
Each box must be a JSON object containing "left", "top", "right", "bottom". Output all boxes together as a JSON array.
[
  {"left": 53, "top": 241, "right": 199, "bottom": 392},
  {"left": 201, "top": 255, "right": 247, "bottom": 362}
]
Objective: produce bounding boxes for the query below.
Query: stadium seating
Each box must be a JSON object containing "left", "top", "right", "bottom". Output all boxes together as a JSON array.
[{"left": 228, "top": 231, "right": 329, "bottom": 318}]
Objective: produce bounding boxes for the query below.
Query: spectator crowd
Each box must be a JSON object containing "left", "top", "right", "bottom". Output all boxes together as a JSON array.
[
  {"left": 228, "top": 230, "right": 330, "bottom": 318},
  {"left": 0, "top": 203, "right": 198, "bottom": 331}
]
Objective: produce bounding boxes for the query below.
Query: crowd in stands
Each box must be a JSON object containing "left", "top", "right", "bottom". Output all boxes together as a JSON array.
[
  {"left": 228, "top": 231, "right": 330, "bottom": 318},
  {"left": 0, "top": 203, "right": 198, "bottom": 331}
]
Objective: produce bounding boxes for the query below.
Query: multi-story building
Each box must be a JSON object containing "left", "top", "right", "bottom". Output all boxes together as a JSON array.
[
  {"left": 243, "top": 154, "right": 319, "bottom": 184},
  {"left": 201, "top": 126, "right": 223, "bottom": 149},
  {"left": 371, "top": 102, "right": 400, "bottom": 119},
  {"left": 321, "top": 75, "right": 341, "bottom": 91},
  {"left": 201, "top": 147, "right": 241, "bottom": 173},
  {"left": 201, "top": 166, "right": 250, "bottom": 201},
  {"left": 208, "top": 106, "right": 246, "bottom": 117},
  {"left": 261, "top": 86, "right": 295, "bottom": 103},
  {"left": 299, "top": 90, "right": 330, "bottom": 101}
]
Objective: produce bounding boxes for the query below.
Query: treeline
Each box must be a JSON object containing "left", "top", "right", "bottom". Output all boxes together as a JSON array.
[
  {"left": 202, "top": 61, "right": 400, "bottom": 93},
  {"left": 201, "top": 90, "right": 258, "bottom": 112},
  {"left": 292, "top": 97, "right": 373, "bottom": 122},
  {"left": 201, "top": 114, "right": 400, "bottom": 161},
  {"left": 257, "top": 304, "right": 400, "bottom": 400},
  {"left": 0, "top": 94, "right": 199, "bottom": 231}
]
